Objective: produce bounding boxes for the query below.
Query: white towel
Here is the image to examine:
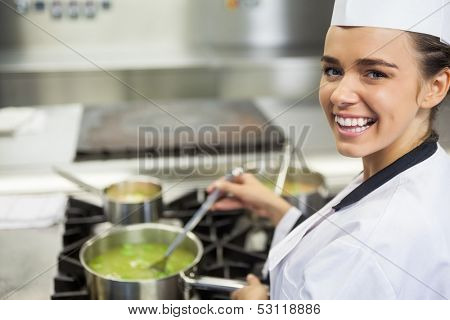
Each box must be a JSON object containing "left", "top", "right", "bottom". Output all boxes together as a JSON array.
[{"left": 0, "top": 194, "right": 67, "bottom": 229}]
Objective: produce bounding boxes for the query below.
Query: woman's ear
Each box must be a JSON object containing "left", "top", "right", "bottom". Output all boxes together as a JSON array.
[{"left": 421, "top": 68, "right": 450, "bottom": 110}]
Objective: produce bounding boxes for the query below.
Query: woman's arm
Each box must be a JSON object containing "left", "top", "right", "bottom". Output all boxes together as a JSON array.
[
  {"left": 208, "top": 173, "right": 301, "bottom": 300},
  {"left": 208, "top": 173, "right": 293, "bottom": 226}
]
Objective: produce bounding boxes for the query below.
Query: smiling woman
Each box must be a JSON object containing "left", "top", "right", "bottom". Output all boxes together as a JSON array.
[
  {"left": 318, "top": 26, "right": 450, "bottom": 179},
  {"left": 209, "top": 0, "right": 450, "bottom": 300}
]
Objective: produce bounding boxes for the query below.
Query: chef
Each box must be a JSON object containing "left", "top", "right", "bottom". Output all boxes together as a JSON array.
[{"left": 208, "top": 0, "right": 450, "bottom": 299}]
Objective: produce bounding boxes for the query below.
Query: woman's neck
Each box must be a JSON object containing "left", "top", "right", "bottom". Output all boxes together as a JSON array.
[{"left": 362, "top": 126, "right": 431, "bottom": 181}]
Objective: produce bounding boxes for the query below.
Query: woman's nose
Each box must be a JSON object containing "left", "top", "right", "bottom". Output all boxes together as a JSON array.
[{"left": 329, "top": 75, "right": 359, "bottom": 109}]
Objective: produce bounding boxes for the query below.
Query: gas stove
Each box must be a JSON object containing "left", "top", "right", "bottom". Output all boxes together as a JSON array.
[{"left": 51, "top": 190, "right": 274, "bottom": 300}]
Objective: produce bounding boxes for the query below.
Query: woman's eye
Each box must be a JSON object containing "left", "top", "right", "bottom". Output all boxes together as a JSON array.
[
  {"left": 323, "top": 67, "right": 342, "bottom": 77},
  {"left": 366, "top": 70, "right": 387, "bottom": 79}
]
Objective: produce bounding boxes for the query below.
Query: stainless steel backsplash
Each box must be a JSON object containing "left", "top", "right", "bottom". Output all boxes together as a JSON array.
[{"left": 0, "top": 0, "right": 334, "bottom": 106}]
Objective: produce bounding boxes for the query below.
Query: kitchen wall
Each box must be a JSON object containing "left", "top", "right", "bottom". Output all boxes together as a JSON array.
[
  {"left": 0, "top": 0, "right": 333, "bottom": 51},
  {"left": 0, "top": 0, "right": 335, "bottom": 106}
]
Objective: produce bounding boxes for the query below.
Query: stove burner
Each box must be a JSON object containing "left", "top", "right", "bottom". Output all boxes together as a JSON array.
[{"left": 51, "top": 191, "right": 273, "bottom": 300}]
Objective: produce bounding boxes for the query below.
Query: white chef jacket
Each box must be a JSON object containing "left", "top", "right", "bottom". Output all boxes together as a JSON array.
[{"left": 268, "top": 141, "right": 450, "bottom": 299}]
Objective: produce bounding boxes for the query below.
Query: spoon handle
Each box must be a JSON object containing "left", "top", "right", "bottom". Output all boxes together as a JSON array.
[
  {"left": 164, "top": 167, "right": 244, "bottom": 258},
  {"left": 53, "top": 166, "right": 103, "bottom": 197}
]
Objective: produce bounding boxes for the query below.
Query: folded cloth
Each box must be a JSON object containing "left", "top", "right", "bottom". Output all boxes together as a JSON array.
[{"left": 0, "top": 194, "right": 67, "bottom": 229}]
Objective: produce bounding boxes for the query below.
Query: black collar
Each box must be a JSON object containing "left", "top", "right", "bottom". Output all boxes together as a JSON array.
[{"left": 333, "top": 136, "right": 438, "bottom": 212}]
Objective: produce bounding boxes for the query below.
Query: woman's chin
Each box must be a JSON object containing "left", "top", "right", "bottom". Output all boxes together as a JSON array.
[{"left": 335, "top": 142, "right": 368, "bottom": 158}]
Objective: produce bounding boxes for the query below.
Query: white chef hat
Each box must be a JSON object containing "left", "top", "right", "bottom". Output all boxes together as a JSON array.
[{"left": 331, "top": 0, "right": 450, "bottom": 45}]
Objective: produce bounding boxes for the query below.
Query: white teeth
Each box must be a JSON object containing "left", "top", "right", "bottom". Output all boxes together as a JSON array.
[
  {"left": 334, "top": 115, "right": 375, "bottom": 128},
  {"left": 333, "top": 114, "right": 376, "bottom": 135},
  {"left": 340, "top": 125, "right": 371, "bottom": 134},
  {"left": 357, "top": 118, "right": 365, "bottom": 126}
]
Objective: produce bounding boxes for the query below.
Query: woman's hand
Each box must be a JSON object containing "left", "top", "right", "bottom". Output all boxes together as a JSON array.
[
  {"left": 207, "top": 173, "right": 292, "bottom": 226},
  {"left": 231, "top": 274, "right": 269, "bottom": 300}
]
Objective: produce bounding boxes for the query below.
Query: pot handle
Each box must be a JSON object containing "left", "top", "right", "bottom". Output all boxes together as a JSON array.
[{"left": 181, "top": 273, "right": 246, "bottom": 292}]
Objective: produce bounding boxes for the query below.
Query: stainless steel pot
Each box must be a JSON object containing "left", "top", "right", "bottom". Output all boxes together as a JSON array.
[
  {"left": 54, "top": 167, "right": 162, "bottom": 225},
  {"left": 80, "top": 223, "right": 245, "bottom": 300},
  {"left": 103, "top": 177, "right": 162, "bottom": 225},
  {"left": 244, "top": 159, "right": 329, "bottom": 217},
  {"left": 282, "top": 170, "right": 328, "bottom": 217}
]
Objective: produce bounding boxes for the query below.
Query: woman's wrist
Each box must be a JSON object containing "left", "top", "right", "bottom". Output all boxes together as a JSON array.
[{"left": 267, "top": 197, "right": 293, "bottom": 226}]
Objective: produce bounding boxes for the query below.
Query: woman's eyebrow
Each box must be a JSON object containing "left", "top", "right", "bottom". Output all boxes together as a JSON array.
[
  {"left": 320, "top": 55, "right": 340, "bottom": 65},
  {"left": 355, "top": 58, "right": 399, "bottom": 69},
  {"left": 321, "top": 56, "right": 399, "bottom": 70}
]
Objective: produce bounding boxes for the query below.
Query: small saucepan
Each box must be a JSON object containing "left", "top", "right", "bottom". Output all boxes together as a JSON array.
[
  {"left": 244, "top": 159, "right": 329, "bottom": 217},
  {"left": 80, "top": 223, "right": 246, "bottom": 299},
  {"left": 54, "top": 167, "right": 162, "bottom": 225}
]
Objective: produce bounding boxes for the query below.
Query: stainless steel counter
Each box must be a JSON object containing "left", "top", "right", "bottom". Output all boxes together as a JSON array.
[
  {"left": 0, "top": 54, "right": 322, "bottom": 107},
  {"left": 0, "top": 225, "right": 62, "bottom": 299}
]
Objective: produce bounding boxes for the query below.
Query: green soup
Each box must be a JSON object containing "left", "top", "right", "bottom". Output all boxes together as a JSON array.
[{"left": 88, "top": 243, "right": 196, "bottom": 280}]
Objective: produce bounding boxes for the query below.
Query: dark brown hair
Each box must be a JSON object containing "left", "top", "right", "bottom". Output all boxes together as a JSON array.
[{"left": 408, "top": 32, "right": 450, "bottom": 128}]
